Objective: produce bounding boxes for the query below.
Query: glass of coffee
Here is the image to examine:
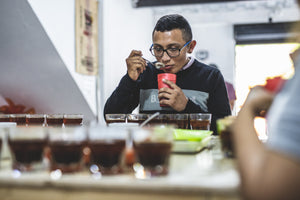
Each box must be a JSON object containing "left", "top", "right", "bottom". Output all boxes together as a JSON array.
[
  {"left": 147, "top": 114, "right": 164, "bottom": 127},
  {"left": 63, "top": 114, "right": 83, "bottom": 127},
  {"left": 127, "top": 114, "right": 149, "bottom": 125},
  {"left": 26, "top": 114, "right": 46, "bottom": 126},
  {"left": 48, "top": 127, "right": 87, "bottom": 173},
  {"left": 88, "top": 126, "right": 127, "bottom": 175},
  {"left": 0, "top": 122, "right": 17, "bottom": 160},
  {"left": 0, "top": 128, "right": 4, "bottom": 162},
  {"left": 46, "top": 114, "right": 64, "bottom": 127},
  {"left": 217, "top": 116, "right": 236, "bottom": 158},
  {"left": 8, "top": 127, "right": 48, "bottom": 172},
  {"left": 189, "top": 113, "right": 212, "bottom": 130},
  {"left": 10, "top": 114, "right": 27, "bottom": 126},
  {"left": 105, "top": 114, "right": 126, "bottom": 125},
  {"left": 165, "top": 114, "right": 189, "bottom": 129},
  {"left": 132, "top": 126, "right": 174, "bottom": 179},
  {"left": 0, "top": 114, "right": 10, "bottom": 122}
]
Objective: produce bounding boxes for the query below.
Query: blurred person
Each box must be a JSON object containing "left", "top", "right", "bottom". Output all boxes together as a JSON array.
[
  {"left": 232, "top": 20, "right": 300, "bottom": 200},
  {"left": 104, "top": 14, "right": 231, "bottom": 134},
  {"left": 209, "top": 63, "right": 237, "bottom": 111}
]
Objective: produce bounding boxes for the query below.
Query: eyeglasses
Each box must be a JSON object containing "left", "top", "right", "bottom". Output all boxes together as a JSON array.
[{"left": 149, "top": 40, "right": 191, "bottom": 58}]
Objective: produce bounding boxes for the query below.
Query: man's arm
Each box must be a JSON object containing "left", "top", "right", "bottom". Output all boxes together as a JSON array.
[
  {"left": 104, "top": 74, "right": 139, "bottom": 115},
  {"left": 104, "top": 50, "right": 147, "bottom": 115},
  {"left": 208, "top": 71, "right": 231, "bottom": 134}
]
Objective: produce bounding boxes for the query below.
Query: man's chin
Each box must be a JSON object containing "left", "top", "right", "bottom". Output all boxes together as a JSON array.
[{"left": 163, "top": 68, "right": 179, "bottom": 74}]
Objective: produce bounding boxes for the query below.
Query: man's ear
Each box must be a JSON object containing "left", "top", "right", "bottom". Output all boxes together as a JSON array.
[{"left": 188, "top": 40, "right": 196, "bottom": 53}]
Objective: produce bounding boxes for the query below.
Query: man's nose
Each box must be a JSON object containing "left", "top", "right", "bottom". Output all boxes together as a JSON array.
[{"left": 161, "top": 51, "right": 171, "bottom": 62}]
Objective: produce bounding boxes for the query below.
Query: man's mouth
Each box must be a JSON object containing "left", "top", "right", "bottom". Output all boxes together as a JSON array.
[{"left": 164, "top": 65, "right": 172, "bottom": 70}]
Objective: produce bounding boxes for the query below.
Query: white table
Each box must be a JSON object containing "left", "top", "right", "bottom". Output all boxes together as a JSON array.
[{"left": 0, "top": 137, "right": 241, "bottom": 200}]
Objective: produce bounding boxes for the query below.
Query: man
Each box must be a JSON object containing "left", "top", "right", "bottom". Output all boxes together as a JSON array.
[{"left": 104, "top": 14, "right": 231, "bottom": 134}]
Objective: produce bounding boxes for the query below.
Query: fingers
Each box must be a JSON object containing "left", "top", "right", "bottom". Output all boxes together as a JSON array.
[
  {"left": 158, "top": 83, "right": 187, "bottom": 112},
  {"left": 126, "top": 50, "right": 147, "bottom": 81},
  {"left": 129, "top": 50, "right": 142, "bottom": 57},
  {"left": 162, "top": 79, "right": 176, "bottom": 89},
  {"left": 244, "top": 86, "right": 275, "bottom": 116}
]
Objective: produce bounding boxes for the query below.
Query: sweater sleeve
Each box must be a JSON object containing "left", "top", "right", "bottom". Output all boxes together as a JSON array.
[
  {"left": 208, "top": 71, "right": 232, "bottom": 134},
  {"left": 104, "top": 73, "right": 140, "bottom": 115}
]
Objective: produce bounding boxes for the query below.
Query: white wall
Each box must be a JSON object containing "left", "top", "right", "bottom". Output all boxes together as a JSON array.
[
  {"left": 102, "top": 0, "right": 153, "bottom": 106},
  {"left": 28, "top": 0, "right": 97, "bottom": 115},
  {"left": 27, "top": 0, "right": 300, "bottom": 116}
]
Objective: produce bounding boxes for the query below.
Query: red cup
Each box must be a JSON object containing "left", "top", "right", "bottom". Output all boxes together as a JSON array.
[
  {"left": 157, "top": 73, "right": 176, "bottom": 107},
  {"left": 264, "top": 76, "right": 286, "bottom": 93},
  {"left": 157, "top": 73, "right": 176, "bottom": 89}
]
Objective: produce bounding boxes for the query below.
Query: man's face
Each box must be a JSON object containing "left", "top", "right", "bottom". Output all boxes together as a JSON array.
[{"left": 152, "top": 29, "right": 191, "bottom": 74}]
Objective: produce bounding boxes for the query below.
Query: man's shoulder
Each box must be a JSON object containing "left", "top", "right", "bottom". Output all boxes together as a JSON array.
[{"left": 191, "top": 59, "right": 221, "bottom": 75}]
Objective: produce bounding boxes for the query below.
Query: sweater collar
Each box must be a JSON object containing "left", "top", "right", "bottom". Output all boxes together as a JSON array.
[{"left": 181, "top": 56, "right": 195, "bottom": 71}]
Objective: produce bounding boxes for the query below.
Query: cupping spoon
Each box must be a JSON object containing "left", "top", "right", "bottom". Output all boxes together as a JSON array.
[
  {"left": 143, "top": 58, "right": 165, "bottom": 69},
  {"left": 139, "top": 112, "right": 160, "bottom": 127}
]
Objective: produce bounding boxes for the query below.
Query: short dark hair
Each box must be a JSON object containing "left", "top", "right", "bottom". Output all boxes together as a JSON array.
[{"left": 152, "top": 14, "right": 193, "bottom": 42}]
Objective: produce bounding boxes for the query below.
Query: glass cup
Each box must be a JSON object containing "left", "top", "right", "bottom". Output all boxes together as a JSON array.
[
  {"left": 157, "top": 73, "right": 176, "bottom": 107},
  {"left": 46, "top": 114, "right": 64, "bottom": 127},
  {"left": 0, "top": 114, "right": 10, "bottom": 122},
  {"left": 48, "top": 127, "right": 87, "bottom": 173},
  {"left": 127, "top": 114, "right": 149, "bottom": 125},
  {"left": 63, "top": 114, "right": 83, "bottom": 127},
  {"left": 0, "top": 128, "right": 4, "bottom": 163},
  {"left": 9, "top": 114, "right": 27, "bottom": 126},
  {"left": 132, "top": 126, "right": 174, "bottom": 179},
  {"left": 164, "top": 114, "right": 189, "bottom": 129},
  {"left": 26, "top": 114, "right": 45, "bottom": 126},
  {"left": 0, "top": 122, "right": 17, "bottom": 160},
  {"left": 147, "top": 114, "right": 164, "bottom": 127},
  {"left": 189, "top": 113, "right": 212, "bottom": 130},
  {"left": 88, "top": 126, "right": 127, "bottom": 175},
  {"left": 217, "top": 116, "right": 236, "bottom": 158},
  {"left": 105, "top": 114, "right": 126, "bottom": 125},
  {"left": 8, "top": 127, "right": 48, "bottom": 172}
]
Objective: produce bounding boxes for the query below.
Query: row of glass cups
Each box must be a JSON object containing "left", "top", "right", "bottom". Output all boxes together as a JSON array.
[
  {"left": 0, "top": 125, "right": 174, "bottom": 179},
  {"left": 0, "top": 114, "right": 83, "bottom": 126},
  {"left": 105, "top": 113, "right": 212, "bottom": 130}
]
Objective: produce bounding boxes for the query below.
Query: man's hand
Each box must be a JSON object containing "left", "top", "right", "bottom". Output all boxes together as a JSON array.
[
  {"left": 126, "top": 50, "right": 147, "bottom": 81},
  {"left": 158, "top": 79, "right": 188, "bottom": 111}
]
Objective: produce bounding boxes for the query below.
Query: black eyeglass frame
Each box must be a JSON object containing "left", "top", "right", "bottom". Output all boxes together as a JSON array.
[{"left": 149, "top": 40, "right": 191, "bottom": 58}]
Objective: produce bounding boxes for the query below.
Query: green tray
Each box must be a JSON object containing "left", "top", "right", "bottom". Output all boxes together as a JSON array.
[
  {"left": 172, "top": 129, "right": 213, "bottom": 154},
  {"left": 173, "top": 129, "right": 213, "bottom": 141}
]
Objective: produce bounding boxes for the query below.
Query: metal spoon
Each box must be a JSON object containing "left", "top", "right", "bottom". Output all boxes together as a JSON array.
[
  {"left": 139, "top": 112, "right": 160, "bottom": 127},
  {"left": 143, "top": 58, "right": 165, "bottom": 70}
]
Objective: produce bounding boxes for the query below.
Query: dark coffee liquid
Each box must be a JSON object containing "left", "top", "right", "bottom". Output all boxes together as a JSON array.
[
  {"left": 134, "top": 141, "right": 171, "bottom": 173},
  {"left": 10, "top": 116, "right": 26, "bottom": 125},
  {"left": 8, "top": 139, "right": 47, "bottom": 164},
  {"left": 0, "top": 115, "right": 10, "bottom": 122},
  {"left": 27, "top": 117, "right": 45, "bottom": 125},
  {"left": 46, "top": 118, "right": 64, "bottom": 125},
  {"left": 190, "top": 119, "right": 210, "bottom": 130},
  {"left": 147, "top": 118, "right": 164, "bottom": 127},
  {"left": 0, "top": 139, "right": 2, "bottom": 155},
  {"left": 105, "top": 119, "right": 125, "bottom": 124},
  {"left": 88, "top": 140, "right": 125, "bottom": 174},
  {"left": 63, "top": 118, "right": 83, "bottom": 125},
  {"left": 166, "top": 119, "right": 188, "bottom": 129},
  {"left": 220, "top": 130, "right": 234, "bottom": 158},
  {"left": 127, "top": 119, "right": 145, "bottom": 125},
  {"left": 49, "top": 141, "right": 85, "bottom": 164}
]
